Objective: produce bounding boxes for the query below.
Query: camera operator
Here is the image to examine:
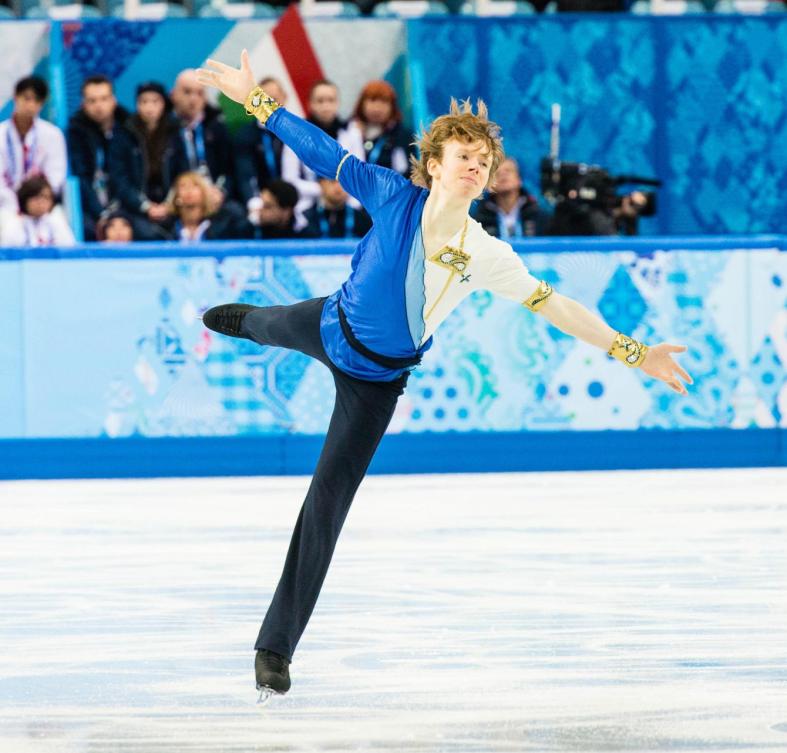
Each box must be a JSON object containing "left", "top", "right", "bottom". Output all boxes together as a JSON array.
[
  {"left": 542, "top": 158, "right": 658, "bottom": 237},
  {"left": 612, "top": 190, "right": 651, "bottom": 236}
]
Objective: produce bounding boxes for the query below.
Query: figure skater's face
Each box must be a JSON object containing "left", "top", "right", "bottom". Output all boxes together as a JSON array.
[{"left": 428, "top": 139, "right": 492, "bottom": 201}]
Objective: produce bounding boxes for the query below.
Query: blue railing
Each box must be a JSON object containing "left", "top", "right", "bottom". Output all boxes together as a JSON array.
[{"left": 2, "top": 234, "right": 785, "bottom": 261}]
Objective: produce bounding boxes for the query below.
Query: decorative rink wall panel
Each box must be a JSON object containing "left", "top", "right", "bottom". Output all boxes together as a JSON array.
[
  {"left": 1, "top": 239, "right": 786, "bottom": 465},
  {"left": 407, "top": 15, "right": 787, "bottom": 237}
]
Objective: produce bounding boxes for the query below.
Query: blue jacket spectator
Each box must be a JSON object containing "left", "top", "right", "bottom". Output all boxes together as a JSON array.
[
  {"left": 108, "top": 81, "right": 187, "bottom": 240},
  {"left": 67, "top": 75, "right": 130, "bottom": 240},
  {"left": 471, "top": 158, "right": 551, "bottom": 238},
  {"left": 171, "top": 70, "right": 236, "bottom": 201}
]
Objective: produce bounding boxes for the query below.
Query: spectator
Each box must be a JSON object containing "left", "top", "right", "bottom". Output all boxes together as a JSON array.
[
  {"left": 347, "top": 80, "right": 411, "bottom": 176},
  {"left": 108, "top": 81, "right": 185, "bottom": 241},
  {"left": 67, "top": 74, "right": 130, "bottom": 240},
  {"left": 96, "top": 209, "right": 134, "bottom": 243},
  {"left": 472, "top": 157, "right": 550, "bottom": 238},
  {"left": 0, "top": 175, "right": 75, "bottom": 247},
  {"left": 303, "top": 178, "right": 372, "bottom": 239},
  {"left": 281, "top": 79, "right": 364, "bottom": 219},
  {"left": 163, "top": 171, "right": 252, "bottom": 242},
  {"left": 170, "top": 69, "right": 236, "bottom": 207},
  {"left": 249, "top": 179, "right": 302, "bottom": 239},
  {"left": 0, "top": 76, "right": 67, "bottom": 213},
  {"left": 233, "top": 76, "right": 288, "bottom": 213}
]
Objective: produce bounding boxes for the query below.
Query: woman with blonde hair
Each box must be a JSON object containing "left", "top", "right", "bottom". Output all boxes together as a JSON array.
[
  {"left": 166, "top": 170, "right": 251, "bottom": 242},
  {"left": 198, "top": 51, "right": 692, "bottom": 701}
]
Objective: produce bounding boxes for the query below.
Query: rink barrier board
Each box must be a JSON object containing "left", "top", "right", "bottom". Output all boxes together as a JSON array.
[
  {"left": 2, "top": 235, "right": 786, "bottom": 478},
  {"left": 1, "top": 428, "right": 785, "bottom": 480}
]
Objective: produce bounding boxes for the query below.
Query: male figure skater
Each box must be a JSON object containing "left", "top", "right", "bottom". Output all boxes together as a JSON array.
[{"left": 197, "top": 52, "right": 693, "bottom": 700}]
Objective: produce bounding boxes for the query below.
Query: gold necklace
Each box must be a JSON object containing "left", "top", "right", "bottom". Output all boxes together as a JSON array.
[{"left": 425, "top": 217, "right": 471, "bottom": 320}]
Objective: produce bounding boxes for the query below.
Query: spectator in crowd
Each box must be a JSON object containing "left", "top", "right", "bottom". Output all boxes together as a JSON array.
[
  {"left": 163, "top": 171, "right": 252, "bottom": 242},
  {"left": 96, "top": 208, "right": 134, "bottom": 243},
  {"left": 109, "top": 81, "right": 186, "bottom": 241},
  {"left": 303, "top": 178, "right": 372, "bottom": 239},
  {"left": 472, "top": 157, "right": 550, "bottom": 238},
  {"left": 0, "top": 76, "right": 67, "bottom": 213},
  {"left": 347, "top": 80, "right": 411, "bottom": 176},
  {"left": 234, "top": 76, "right": 289, "bottom": 215},
  {"left": 0, "top": 175, "right": 75, "bottom": 247},
  {"left": 249, "top": 178, "right": 302, "bottom": 239},
  {"left": 281, "top": 79, "right": 364, "bottom": 219},
  {"left": 67, "top": 75, "right": 130, "bottom": 240},
  {"left": 170, "top": 69, "right": 236, "bottom": 207}
]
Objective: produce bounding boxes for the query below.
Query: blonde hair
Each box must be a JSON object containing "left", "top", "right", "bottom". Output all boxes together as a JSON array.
[
  {"left": 168, "top": 171, "right": 216, "bottom": 218},
  {"left": 410, "top": 98, "right": 504, "bottom": 190}
]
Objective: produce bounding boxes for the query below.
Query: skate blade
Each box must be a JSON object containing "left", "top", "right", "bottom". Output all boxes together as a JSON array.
[{"left": 256, "top": 685, "right": 283, "bottom": 706}]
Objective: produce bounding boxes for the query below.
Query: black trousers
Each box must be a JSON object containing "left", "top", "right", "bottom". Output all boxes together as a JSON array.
[{"left": 241, "top": 297, "right": 409, "bottom": 661}]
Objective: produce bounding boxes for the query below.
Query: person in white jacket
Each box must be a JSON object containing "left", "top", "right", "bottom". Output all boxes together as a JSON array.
[
  {"left": 0, "top": 76, "right": 67, "bottom": 213},
  {"left": 0, "top": 175, "right": 75, "bottom": 247}
]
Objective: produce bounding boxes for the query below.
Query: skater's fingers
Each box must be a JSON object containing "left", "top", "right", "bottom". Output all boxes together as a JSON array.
[
  {"left": 667, "top": 379, "right": 687, "bottom": 396},
  {"left": 664, "top": 343, "right": 687, "bottom": 353},
  {"left": 674, "top": 363, "right": 693, "bottom": 384},
  {"left": 204, "top": 58, "right": 236, "bottom": 74},
  {"left": 196, "top": 70, "right": 220, "bottom": 88},
  {"left": 241, "top": 48, "right": 252, "bottom": 74}
]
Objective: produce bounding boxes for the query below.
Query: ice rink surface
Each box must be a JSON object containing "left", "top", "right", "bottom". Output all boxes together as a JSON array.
[{"left": 1, "top": 468, "right": 786, "bottom": 753}]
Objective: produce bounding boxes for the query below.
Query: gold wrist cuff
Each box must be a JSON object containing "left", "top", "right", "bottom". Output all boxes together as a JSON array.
[
  {"left": 608, "top": 332, "right": 649, "bottom": 368},
  {"left": 523, "top": 280, "right": 553, "bottom": 312},
  {"left": 244, "top": 86, "right": 280, "bottom": 124}
]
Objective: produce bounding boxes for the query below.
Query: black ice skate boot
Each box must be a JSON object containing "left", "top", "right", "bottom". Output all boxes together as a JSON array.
[
  {"left": 255, "top": 649, "right": 291, "bottom": 704},
  {"left": 202, "top": 304, "right": 256, "bottom": 338}
]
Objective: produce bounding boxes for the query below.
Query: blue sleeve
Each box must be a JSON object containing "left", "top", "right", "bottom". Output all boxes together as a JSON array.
[{"left": 265, "top": 108, "right": 409, "bottom": 215}]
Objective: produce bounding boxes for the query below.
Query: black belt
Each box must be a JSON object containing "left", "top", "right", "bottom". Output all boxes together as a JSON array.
[{"left": 337, "top": 302, "right": 422, "bottom": 370}]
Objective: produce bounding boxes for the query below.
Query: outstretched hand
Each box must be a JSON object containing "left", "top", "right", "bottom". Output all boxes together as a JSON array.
[
  {"left": 196, "top": 49, "right": 256, "bottom": 105},
  {"left": 640, "top": 343, "right": 693, "bottom": 396}
]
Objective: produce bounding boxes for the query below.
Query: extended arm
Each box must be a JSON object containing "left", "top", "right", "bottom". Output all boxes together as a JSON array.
[
  {"left": 486, "top": 245, "right": 693, "bottom": 396},
  {"left": 197, "top": 52, "right": 407, "bottom": 215},
  {"left": 536, "top": 289, "right": 692, "bottom": 395}
]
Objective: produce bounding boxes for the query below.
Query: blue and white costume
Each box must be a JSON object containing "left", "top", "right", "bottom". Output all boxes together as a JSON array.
[{"left": 265, "top": 108, "right": 544, "bottom": 381}]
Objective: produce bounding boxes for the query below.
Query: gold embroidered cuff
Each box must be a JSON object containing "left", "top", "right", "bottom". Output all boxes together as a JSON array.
[
  {"left": 523, "top": 280, "right": 553, "bottom": 312},
  {"left": 244, "top": 86, "right": 280, "bottom": 124},
  {"left": 608, "top": 332, "right": 649, "bottom": 368},
  {"left": 335, "top": 153, "right": 351, "bottom": 181}
]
